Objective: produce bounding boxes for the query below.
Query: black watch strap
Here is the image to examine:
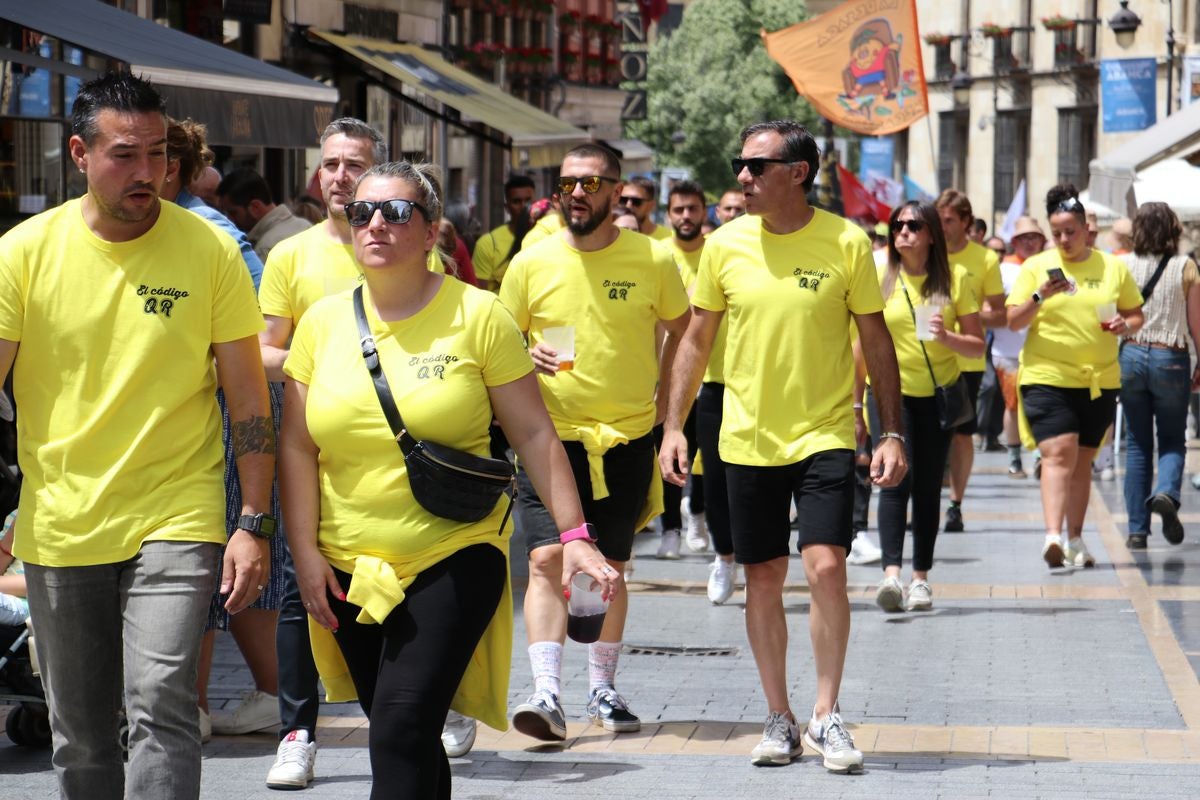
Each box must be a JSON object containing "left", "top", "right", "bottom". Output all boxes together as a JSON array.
[{"left": 237, "top": 513, "right": 277, "bottom": 539}]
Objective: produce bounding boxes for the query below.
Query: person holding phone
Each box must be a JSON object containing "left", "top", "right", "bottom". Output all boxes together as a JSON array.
[{"left": 1006, "top": 185, "right": 1144, "bottom": 569}]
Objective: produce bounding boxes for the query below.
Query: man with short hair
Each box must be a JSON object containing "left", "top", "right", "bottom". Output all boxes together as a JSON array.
[
  {"left": 256, "top": 117, "right": 391, "bottom": 788},
  {"left": 661, "top": 121, "right": 906, "bottom": 773},
  {"left": 217, "top": 167, "right": 312, "bottom": 261},
  {"left": 0, "top": 72, "right": 272, "bottom": 799},
  {"left": 716, "top": 188, "right": 746, "bottom": 225},
  {"left": 968, "top": 217, "right": 987, "bottom": 244},
  {"left": 473, "top": 174, "right": 535, "bottom": 290},
  {"left": 501, "top": 144, "right": 690, "bottom": 742},
  {"left": 189, "top": 164, "right": 222, "bottom": 207},
  {"left": 936, "top": 189, "right": 1005, "bottom": 532},
  {"left": 619, "top": 175, "right": 672, "bottom": 240}
]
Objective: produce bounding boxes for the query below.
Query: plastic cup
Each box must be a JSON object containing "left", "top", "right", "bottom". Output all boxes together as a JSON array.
[
  {"left": 1096, "top": 302, "right": 1117, "bottom": 328},
  {"left": 566, "top": 572, "right": 608, "bottom": 643},
  {"left": 543, "top": 326, "right": 575, "bottom": 371},
  {"left": 913, "top": 304, "right": 937, "bottom": 341}
]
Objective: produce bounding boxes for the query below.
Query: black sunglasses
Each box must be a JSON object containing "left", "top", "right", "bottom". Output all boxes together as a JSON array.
[
  {"left": 557, "top": 175, "right": 618, "bottom": 195},
  {"left": 731, "top": 157, "right": 794, "bottom": 177},
  {"left": 1052, "top": 196, "right": 1083, "bottom": 214},
  {"left": 892, "top": 219, "right": 926, "bottom": 233},
  {"left": 619, "top": 195, "right": 646, "bottom": 207},
  {"left": 344, "top": 199, "right": 430, "bottom": 227}
]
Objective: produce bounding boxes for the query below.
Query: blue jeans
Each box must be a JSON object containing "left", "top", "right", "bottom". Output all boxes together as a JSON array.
[
  {"left": 23, "top": 541, "right": 219, "bottom": 800},
  {"left": 1120, "top": 343, "right": 1191, "bottom": 534}
]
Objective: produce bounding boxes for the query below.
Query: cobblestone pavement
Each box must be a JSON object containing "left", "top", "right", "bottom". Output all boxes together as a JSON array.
[{"left": 4, "top": 449, "right": 1200, "bottom": 798}]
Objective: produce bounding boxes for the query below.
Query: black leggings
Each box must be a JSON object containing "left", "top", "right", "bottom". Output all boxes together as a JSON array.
[
  {"left": 868, "top": 390, "right": 952, "bottom": 572},
  {"left": 695, "top": 382, "right": 733, "bottom": 556},
  {"left": 330, "top": 543, "right": 506, "bottom": 800}
]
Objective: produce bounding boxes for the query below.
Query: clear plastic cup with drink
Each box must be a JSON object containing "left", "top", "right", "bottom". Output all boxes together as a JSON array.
[
  {"left": 542, "top": 325, "right": 575, "bottom": 371},
  {"left": 913, "top": 304, "right": 938, "bottom": 341},
  {"left": 566, "top": 571, "right": 608, "bottom": 643},
  {"left": 1096, "top": 302, "right": 1117, "bottom": 331}
]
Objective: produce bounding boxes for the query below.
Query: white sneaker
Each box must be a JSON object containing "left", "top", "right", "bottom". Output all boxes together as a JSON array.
[
  {"left": 198, "top": 707, "right": 211, "bottom": 744},
  {"left": 266, "top": 729, "right": 316, "bottom": 790},
  {"left": 441, "top": 710, "right": 477, "bottom": 757},
  {"left": 1042, "top": 534, "right": 1065, "bottom": 568},
  {"left": 211, "top": 689, "right": 280, "bottom": 735},
  {"left": 847, "top": 531, "right": 882, "bottom": 565},
  {"left": 875, "top": 575, "right": 904, "bottom": 613},
  {"left": 656, "top": 529, "right": 681, "bottom": 559},
  {"left": 707, "top": 557, "right": 736, "bottom": 605},
  {"left": 905, "top": 580, "right": 933, "bottom": 611},
  {"left": 750, "top": 710, "right": 803, "bottom": 766},
  {"left": 684, "top": 511, "right": 710, "bottom": 552},
  {"left": 1064, "top": 537, "right": 1096, "bottom": 568},
  {"left": 803, "top": 710, "right": 863, "bottom": 773}
]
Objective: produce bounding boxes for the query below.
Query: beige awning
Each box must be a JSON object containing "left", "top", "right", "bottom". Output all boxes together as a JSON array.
[{"left": 1088, "top": 100, "right": 1200, "bottom": 216}]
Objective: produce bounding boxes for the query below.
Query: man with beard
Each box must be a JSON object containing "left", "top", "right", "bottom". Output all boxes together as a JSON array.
[
  {"left": 500, "top": 145, "right": 690, "bottom": 741},
  {"left": 619, "top": 175, "right": 672, "bottom": 240}
]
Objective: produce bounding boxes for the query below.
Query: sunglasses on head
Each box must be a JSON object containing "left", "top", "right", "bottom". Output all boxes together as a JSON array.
[
  {"left": 344, "top": 198, "right": 429, "bottom": 227},
  {"left": 619, "top": 195, "right": 646, "bottom": 207},
  {"left": 557, "top": 175, "right": 618, "bottom": 195},
  {"left": 1053, "top": 196, "right": 1083, "bottom": 214},
  {"left": 892, "top": 218, "right": 926, "bottom": 233},
  {"left": 731, "top": 157, "right": 794, "bottom": 177}
]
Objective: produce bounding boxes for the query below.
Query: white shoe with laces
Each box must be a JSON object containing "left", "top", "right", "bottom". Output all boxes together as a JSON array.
[
  {"left": 707, "top": 557, "right": 736, "bottom": 605},
  {"left": 847, "top": 532, "right": 882, "bottom": 565},
  {"left": 441, "top": 710, "right": 477, "bottom": 757},
  {"left": 266, "top": 729, "right": 317, "bottom": 790},
  {"left": 750, "top": 710, "right": 803, "bottom": 766},
  {"left": 1064, "top": 537, "right": 1095, "bottom": 568},
  {"left": 803, "top": 709, "right": 863, "bottom": 773},
  {"left": 656, "top": 529, "right": 681, "bottom": 559},
  {"left": 1042, "top": 533, "right": 1065, "bottom": 568},
  {"left": 905, "top": 580, "right": 933, "bottom": 611},
  {"left": 684, "top": 510, "right": 710, "bottom": 552},
  {"left": 210, "top": 689, "right": 280, "bottom": 735}
]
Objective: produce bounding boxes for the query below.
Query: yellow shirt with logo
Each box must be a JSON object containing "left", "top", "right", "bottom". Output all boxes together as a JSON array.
[
  {"left": 691, "top": 210, "right": 883, "bottom": 467},
  {"left": 500, "top": 229, "right": 690, "bottom": 442},
  {"left": 0, "top": 199, "right": 263, "bottom": 567},
  {"left": 1008, "top": 248, "right": 1143, "bottom": 392},
  {"left": 948, "top": 240, "right": 1002, "bottom": 372},
  {"left": 284, "top": 277, "right": 532, "bottom": 730},
  {"left": 874, "top": 265, "right": 978, "bottom": 397},
  {"left": 472, "top": 223, "right": 516, "bottom": 288},
  {"left": 519, "top": 212, "right": 565, "bottom": 251}
]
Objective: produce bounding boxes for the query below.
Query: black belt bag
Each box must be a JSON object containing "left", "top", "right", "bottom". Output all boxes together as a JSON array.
[{"left": 353, "top": 286, "right": 514, "bottom": 528}]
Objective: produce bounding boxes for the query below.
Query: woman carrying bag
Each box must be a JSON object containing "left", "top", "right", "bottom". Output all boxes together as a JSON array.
[{"left": 854, "top": 201, "right": 984, "bottom": 612}]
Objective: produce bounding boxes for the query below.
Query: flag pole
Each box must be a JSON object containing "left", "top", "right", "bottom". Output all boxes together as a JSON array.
[{"left": 924, "top": 114, "right": 936, "bottom": 191}]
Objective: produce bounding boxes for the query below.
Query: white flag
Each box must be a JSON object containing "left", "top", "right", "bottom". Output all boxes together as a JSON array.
[{"left": 998, "top": 180, "right": 1027, "bottom": 244}]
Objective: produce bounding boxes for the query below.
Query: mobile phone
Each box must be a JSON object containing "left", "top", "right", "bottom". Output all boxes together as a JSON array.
[{"left": 1047, "top": 267, "right": 1066, "bottom": 282}]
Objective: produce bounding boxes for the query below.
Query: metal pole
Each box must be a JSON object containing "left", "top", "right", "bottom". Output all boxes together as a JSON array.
[{"left": 1165, "top": 0, "right": 1176, "bottom": 116}]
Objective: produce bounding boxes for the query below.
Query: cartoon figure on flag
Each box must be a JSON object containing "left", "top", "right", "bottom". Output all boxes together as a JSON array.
[{"left": 763, "top": 0, "right": 929, "bottom": 136}]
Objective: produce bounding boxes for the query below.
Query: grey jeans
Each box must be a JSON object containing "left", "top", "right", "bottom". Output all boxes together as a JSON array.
[{"left": 24, "top": 540, "right": 219, "bottom": 800}]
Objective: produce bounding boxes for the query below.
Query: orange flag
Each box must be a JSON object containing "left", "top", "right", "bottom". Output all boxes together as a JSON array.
[{"left": 762, "top": 0, "right": 929, "bottom": 136}]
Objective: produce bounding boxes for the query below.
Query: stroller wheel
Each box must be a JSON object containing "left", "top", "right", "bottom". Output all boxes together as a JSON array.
[
  {"left": 5, "top": 705, "right": 27, "bottom": 746},
  {"left": 18, "top": 704, "right": 51, "bottom": 748}
]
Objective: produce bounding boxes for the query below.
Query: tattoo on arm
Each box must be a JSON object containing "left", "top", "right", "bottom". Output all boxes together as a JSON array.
[{"left": 232, "top": 415, "right": 276, "bottom": 458}]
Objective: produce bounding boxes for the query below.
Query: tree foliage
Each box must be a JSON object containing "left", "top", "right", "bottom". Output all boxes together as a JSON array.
[{"left": 627, "top": 0, "right": 821, "bottom": 194}]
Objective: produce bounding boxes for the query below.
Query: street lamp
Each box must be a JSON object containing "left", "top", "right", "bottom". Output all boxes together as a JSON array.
[
  {"left": 951, "top": 70, "right": 972, "bottom": 105},
  {"left": 1107, "top": 0, "right": 1141, "bottom": 48}
]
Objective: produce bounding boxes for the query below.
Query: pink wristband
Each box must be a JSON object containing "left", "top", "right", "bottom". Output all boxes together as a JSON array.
[{"left": 559, "top": 523, "right": 597, "bottom": 544}]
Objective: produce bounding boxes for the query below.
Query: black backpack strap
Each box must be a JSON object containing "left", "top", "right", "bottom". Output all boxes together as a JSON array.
[
  {"left": 1139, "top": 253, "right": 1173, "bottom": 304},
  {"left": 353, "top": 286, "right": 417, "bottom": 455}
]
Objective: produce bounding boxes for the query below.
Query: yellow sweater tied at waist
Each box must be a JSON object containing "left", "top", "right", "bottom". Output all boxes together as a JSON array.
[
  {"left": 1016, "top": 359, "right": 1108, "bottom": 450},
  {"left": 558, "top": 422, "right": 663, "bottom": 532}
]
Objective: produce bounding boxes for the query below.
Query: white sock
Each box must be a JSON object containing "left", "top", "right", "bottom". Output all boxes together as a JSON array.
[
  {"left": 528, "top": 641, "right": 562, "bottom": 697},
  {"left": 588, "top": 640, "right": 622, "bottom": 692}
]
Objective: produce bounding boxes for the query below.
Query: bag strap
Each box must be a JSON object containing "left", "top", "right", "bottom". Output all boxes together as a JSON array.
[
  {"left": 1139, "top": 253, "right": 1173, "bottom": 304},
  {"left": 353, "top": 286, "right": 417, "bottom": 456},
  {"left": 898, "top": 277, "right": 941, "bottom": 390}
]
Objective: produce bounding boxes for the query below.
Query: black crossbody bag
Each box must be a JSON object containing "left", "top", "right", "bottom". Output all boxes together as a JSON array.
[
  {"left": 353, "top": 286, "right": 515, "bottom": 530},
  {"left": 898, "top": 279, "right": 975, "bottom": 431}
]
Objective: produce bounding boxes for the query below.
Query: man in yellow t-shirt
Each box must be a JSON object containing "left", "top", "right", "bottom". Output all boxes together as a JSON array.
[
  {"left": 715, "top": 188, "right": 746, "bottom": 225},
  {"left": 936, "top": 190, "right": 1006, "bottom": 533},
  {"left": 660, "top": 121, "right": 907, "bottom": 773},
  {"left": 618, "top": 175, "right": 672, "bottom": 240},
  {"left": 257, "top": 117, "right": 389, "bottom": 787},
  {"left": 0, "top": 73, "right": 271, "bottom": 798},
  {"left": 500, "top": 144, "right": 690, "bottom": 742},
  {"left": 472, "top": 174, "right": 535, "bottom": 290}
]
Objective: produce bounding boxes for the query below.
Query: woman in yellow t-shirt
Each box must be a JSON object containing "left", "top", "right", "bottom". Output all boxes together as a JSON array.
[
  {"left": 1006, "top": 184, "right": 1144, "bottom": 569},
  {"left": 854, "top": 202, "right": 984, "bottom": 613},
  {"left": 279, "top": 162, "right": 616, "bottom": 798}
]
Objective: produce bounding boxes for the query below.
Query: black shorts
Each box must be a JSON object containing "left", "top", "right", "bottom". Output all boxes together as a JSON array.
[
  {"left": 725, "top": 449, "right": 855, "bottom": 565},
  {"left": 1020, "top": 384, "right": 1119, "bottom": 449},
  {"left": 954, "top": 370, "right": 984, "bottom": 435},
  {"left": 515, "top": 433, "right": 654, "bottom": 562}
]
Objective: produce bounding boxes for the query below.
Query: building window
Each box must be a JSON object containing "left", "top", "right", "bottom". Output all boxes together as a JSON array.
[
  {"left": 0, "top": 119, "right": 69, "bottom": 231},
  {"left": 937, "top": 109, "right": 969, "bottom": 192},
  {"left": 934, "top": 44, "right": 954, "bottom": 80},
  {"left": 993, "top": 110, "right": 1030, "bottom": 212},
  {"left": 1053, "top": 28, "right": 1082, "bottom": 69},
  {"left": 1057, "top": 106, "right": 1097, "bottom": 187}
]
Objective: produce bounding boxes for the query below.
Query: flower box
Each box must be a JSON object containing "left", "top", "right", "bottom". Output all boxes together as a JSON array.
[
  {"left": 1042, "top": 16, "right": 1076, "bottom": 32},
  {"left": 980, "top": 23, "right": 1012, "bottom": 38},
  {"left": 924, "top": 33, "right": 954, "bottom": 46}
]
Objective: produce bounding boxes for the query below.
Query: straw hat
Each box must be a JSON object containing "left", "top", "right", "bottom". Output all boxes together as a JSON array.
[
  {"left": 1012, "top": 216, "right": 1046, "bottom": 240},
  {"left": 1112, "top": 217, "right": 1133, "bottom": 238}
]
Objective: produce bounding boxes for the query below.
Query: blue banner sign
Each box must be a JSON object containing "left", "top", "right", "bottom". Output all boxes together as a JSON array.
[
  {"left": 860, "top": 137, "right": 894, "bottom": 182},
  {"left": 1101, "top": 58, "right": 1157, "bottom": 133}
]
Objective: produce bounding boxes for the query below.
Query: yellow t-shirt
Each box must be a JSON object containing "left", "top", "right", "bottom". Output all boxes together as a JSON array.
[
  {"left": 500, "top": 229, "right": 690, "bottom": 441},
  {"left": 948, "top": 240, "right": 1002, "bottom": 372},
  {"left": 647, "top": 224, "right": 672, "bottom": 241},
  {"left": 1008, "top": 248, "right": 1143, "bottom": 392},
  {"left": 669, "top": 239, "right": 728, "bottom": 384},
  {"left": 692, "top": 210, "right": 883, "bottom": 466},
  {"left": 472, "top": 223, "right": 516, "bottom": 288},
  {"left": 874, "top": 265, "right": 978, "bottom": 397},
  {"left": 0, "top": 200, "right": 264, "bottom": 567},
  {"left": 284, "top": 277, "right": 532, "bottom": 730},
  {"left": 519, "top": 212, "right": 565, "bottom": 251},
  {"left": 670, "top": 239, "right": 705, "bottom": 290}
]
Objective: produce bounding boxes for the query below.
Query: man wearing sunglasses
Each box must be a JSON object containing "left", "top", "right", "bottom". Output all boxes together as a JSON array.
[
  {"left": 473, "top": 174, "right": 535, "bottom": 291},
  {"left": 500, "top": 144, "right": 691, "bottom": 742},
  {"left": 660, "top": 120, "right": 907, "bottom": 774},
  {"left": 618, "top": 176, "right": 672, "bottom": 240}
]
